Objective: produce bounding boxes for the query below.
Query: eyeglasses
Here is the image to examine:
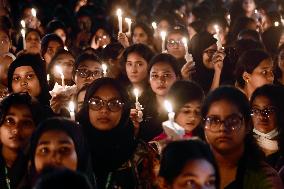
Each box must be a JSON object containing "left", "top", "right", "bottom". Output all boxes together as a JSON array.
[
  {"left": 167, "top": 39, "right": 184, "bottom": 47},
  {"left": 203, "top": 49, "right": 217, "bottom": 56},
  {"left": 150, "top": 73, "right": 175, "bottom": 81},
  {"left": 251, "top": 107, "right": 277, "bottom": 118},
  {"left": 88, "top": 97, "right": 124, "bottom": 112},
  {"left": 203, "top": 114, "right": 243, "bottom": 132},
  {"left": 76, "top": 69, "right": 102, "bottom": 78}
]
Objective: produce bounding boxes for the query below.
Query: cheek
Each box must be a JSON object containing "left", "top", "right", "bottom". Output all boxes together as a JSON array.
[
  {"left": 34, "top": 155, "right": 44, "bottom": 173},
  {"left": 62, "top": 152, "right": 78, "bottom": 171},
  {"left": 21, "top": 127, "right": 35, "bottom": 139},
  {"left": 89, "top": 109, "right": 98, "bottom": 127}
]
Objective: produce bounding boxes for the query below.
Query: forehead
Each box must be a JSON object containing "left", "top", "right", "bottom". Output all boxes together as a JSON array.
[
  {"left": 78, "top": 60, "right": 101, "bottom": 68},
  {"left": 38, "top": 130, "right": 74, "bottom": 143},
  {"left": 56, "top": 53, "right": 74, "bottom": 60},
  {"left": 150, "top": 62, "right": 175, "bottom": 72},
  {"left": 134, "top": 27, "right": 146, "bottom": 34},
  {"left": 14, "top": 66, "right": 34, "bottom": 74},
  {"left": 7, "top": 104, "right": 32, "bottom": 116},
  {"left": 256, "top": 58, "right": 273, "bottom": 68},
  {"left": 252, "top": 95, "right": 272, "bottom": 105},
  {"left": 26, "top": 31, "right": 40, "bottom": 38},
  {"left": 183, "top": 100, "right": 201, "bottom": 108},
  {"left": 92, "top": 85, "right": 121, "bottom": 100},
  {"left": 48, "top": 41, "right": 61, "bottom": 48},
  {"left": 96, "top": 29, "right": 107, "bottom": 35},
  {"left": 168, "top": 33, "right": 183, "bottom": 40},
  {"left": 0, "top": 30, "right": 9, "bottom": 38},
  {"left": 207, "top": 99, "right": 240, "bottom": 116}
]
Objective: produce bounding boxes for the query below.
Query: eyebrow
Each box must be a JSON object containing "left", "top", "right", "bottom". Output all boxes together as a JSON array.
[
  {"left": 13, "top": 71, "right": 35, "bottom": 75},
  {"left": 6, "top": 113, "right": 33, "bottom": 118},
  {"left": 182, "top": 173, "right": 215, "bottom": 177},
  {"left": 37, "top": 139, "right": 73, "bottom": 145}
]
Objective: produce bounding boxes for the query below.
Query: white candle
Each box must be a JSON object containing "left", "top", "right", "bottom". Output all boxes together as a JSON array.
[
  {"left": 68, "top": 101, "right": 75, "bottom": 121},
  {"left": 152, "top": 22, "right": 157, "bottom": 30},
  {"left": 55, "top": 65, "right": 65, "bottom": 88},
  {"left": 31, "top": 8, "right": 37, "bottom": 17},
  {"left": 160, "top": 31, "right": 167, "bottom": 53},
  {"left": 21, "top": 20, "right": 26, "bottom": 28},
  {"left": 133, "top": 88, "right": 139, "bottom": 104},
  {"left": 182, "top": 37, "right": 189, "bottom": 55},
  {"left": 213, "top": 24, "right": 222, "bottom": 50},
  {"left": 164, "top": 100, "right": 175, "bottom": 124},
  {"left": 274, "top": 21, "right": 280, "bottom": 27},
  {"left": 116, "top": 9, "right": 123, "bottom": 33},
  {"left": 125, "top": 18, "right": 132, "bottom": 36},
  {"left": 102, "top": 64, "right": 107, "bottom": 77},
  {"left": 47, "top": 74, "right": 50, "bottom": 84},
  {"left": 21, "top": 29, "right": 26, "bottom": 49}
]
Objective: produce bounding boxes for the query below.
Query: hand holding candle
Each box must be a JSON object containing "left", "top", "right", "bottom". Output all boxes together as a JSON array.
[
  {"left": 68, "top": 101, "right": 75, "bottom": 121},
  {"left": 55, "top": 65, "right": 65, "bottom": 88},
  {"left": 116, "top": 9, "right": 123, "bottom": 33},
  {"left": 160, "top": 31, "right": 167, "bottom": 53}
]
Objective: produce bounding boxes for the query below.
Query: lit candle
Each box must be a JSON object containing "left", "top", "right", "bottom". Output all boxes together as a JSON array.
[
  {"left": 274, "top": 21, "right": 280, "bottom": 27},
  {"left": 133, "top": 88, "right": 139, "bottom": 104},
  {"left": 125, "top": 17, "right": 132, "bottom": 36},
  {"left": 182, "top": 37, "right": 189, "bottom": 55},
  {"left": 133, "top": 88, "right": 143, "bottom": 122},
  {"left": 160, "top": 31, "right": 167, "bottom": 53},
  {"left": 47, "top": 74, "right": 50, "bottom": 84},
  {"left": 31, "top": 8, "right": 37, "bottom": 17},
  {"left": 152, "top": 22, "right": 157, "bottom": 37},
  {"left": 226, "top": 14, "right": 231, "bottom": 25},
  {"left": 21, "top": 29, "right": 26, "bottom": 49},
  {"left": 116, "top": 9, "right": 123, "bottom": 33},
  {"left": 213, "top": 24, "right": 222, "bottom": 50},
  {"left": 68, "top": 101, "right": 75, "bottom": 121},
  {"left": 281, "top": 15, "right": 284, "bottom": 25},
  {"left": 20, "top": 20, "right": 26, "bottom": 28},
  {"left": 55, "top": 65, "right": 65, "bottom": 88},
  {"left": 102, "top": 64, "right": 107, "bottom": 77},
  {"left": 164, "top": 100, "right": 175, "bottom": 123}
]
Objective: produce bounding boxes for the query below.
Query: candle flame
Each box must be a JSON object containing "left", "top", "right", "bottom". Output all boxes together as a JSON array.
[
  {"left": 31, "top": 8, "right": 37, "bottom": 17},
  {"left": 55, "top": 65, "right": 63, "bottom": 75},
  {"left": 125, "top": 17, "right": 132, "bottom": 24},
  {"left": 152, "top": 22, "right": 157, "bottom": 30},
  {"left": 47, "top": 74, "right": 50, "bottom": 81},
  {"left": 274, "top": 21, "right": 280, "bottom": 27},
  {"left": 116, "top": 9, "right": 122, "bottom": 16},
  {"left": 160, "top": 31, "right": 167, "bottom": 40},
  {"left": 69, "top": 101, "right": 75, "bottom": 112},
  {"left": 102, "top": 64, "right": 107, "bottom": 73},
  {"left": 164, "top": 100, "right": 173, "bottom": 113},
  {"left": 21, "top": 20, "right": 25, "bottom": 28},
  {"left": 182, "top": 37, "right": 187, "bottom": 46},
  {"left": 133, "top": 88, "right": 139, "bottom": 97},
  {"left": 214, "top": 24, "right": 220, "bottom": 33}
]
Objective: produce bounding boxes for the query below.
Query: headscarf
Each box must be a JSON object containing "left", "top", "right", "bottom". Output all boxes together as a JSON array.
[
  {"left": 7, "top": 53, "right": 51, "bottom": 106},
  {"left": 77, "top": 78, "right": 137, "bottom": 185}
]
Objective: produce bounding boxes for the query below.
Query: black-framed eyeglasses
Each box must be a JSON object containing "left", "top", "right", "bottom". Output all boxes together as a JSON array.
[
  {"left": 203, "top": 49, "right": 217, "bottom": 56},
  {"left": 88, "top": 97, "right": 124, "bottom": 112},
  {"left": 75, "top": 69, "right": 103, "bottom": 79},
  {"left": 251, "top": 107, "right": 277, "bottom": 118},
  {"left": 167, "top": 39, "right": 183, "bottom": 47},
  {"left": 203, "top": 114, "right": 243, "bottom": 132}
]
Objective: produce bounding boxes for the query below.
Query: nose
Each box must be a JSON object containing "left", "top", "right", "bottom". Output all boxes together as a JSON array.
[
  {"left": 50, "top": 152, "right": 62, "bottom": 165},
  {"left": 131, "top": 64, "right": 138, "bottom": 73},
  {"left": 267, "top": 72, "right": 274, "bottom": 82},
  {"left": 20, "top": 79, "right": 28, "bottom": 87}
]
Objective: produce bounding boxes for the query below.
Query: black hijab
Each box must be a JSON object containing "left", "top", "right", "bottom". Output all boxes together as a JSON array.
[
  {"left": 77, "top": 78, "right": 137, "bottom": 187},
  {"left": 189, "top": 32, "right": 217, "bottom": 93},
  {"left": 7, "top": 54, "right": 51, "bottom": 106}
]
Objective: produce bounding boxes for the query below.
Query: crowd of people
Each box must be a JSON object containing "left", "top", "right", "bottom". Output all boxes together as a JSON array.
[{"left": 0, "top": 0, "right": 284, "bottom": 188}]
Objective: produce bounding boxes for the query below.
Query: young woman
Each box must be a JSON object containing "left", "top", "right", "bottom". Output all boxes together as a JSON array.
[
  {"left": 25, "top": 29, "right": 41, "bottom": 55},
  {"left": 158, "top": 139, "right": 220, "bottom": 189},
  {"left": 7, "top": 53, "right": 52, "bottom": 108},
  {"left": 78, "top": 78, "right": 158, "bottom": 189},
  {"left": 202, "top": 86, "right": 283, "bottom": 189},
  {"left": 25, "top": 117, "right": 95, "bottom": 188},
  {"left": 250, "top": 84, "right": 284, "bottom": 174},
  {"left": 0, "top": 93, "right": 46, "bottom": 189},
  {"left": 235, "top": 49, "right": 274, "bottom": 99}
]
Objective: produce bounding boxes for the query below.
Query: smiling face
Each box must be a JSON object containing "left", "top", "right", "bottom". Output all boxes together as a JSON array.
[
  {"left": 0, "top": 104, "right": 35, "bottom": 150},
  {"left": 34, "top": 130, "right": 78, "bottom": 173},
  {"left": 12, "top": 66, "right": 41, "bottom": 98},
  {"left": 88, "top": 85, "right": 123, "bottom": 131},
  {"left": 204, "top": 100, "right": 247, "bottom": 154},
  {"left": 149, "top": 62, "right": 177, "bottom": 97},
  {"left": 126, "top": 52, "right": 148, "bottom": 85},
  {"left": 170, "top": 159, "right": 216, "bottom": 189},
  {"left": 175, "top": 100, "right": 202, "bottom": 134}
]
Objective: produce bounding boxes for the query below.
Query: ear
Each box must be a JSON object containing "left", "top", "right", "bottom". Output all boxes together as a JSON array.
[{"left": 242, "top": 71, "right": 251, "bottom": 84}]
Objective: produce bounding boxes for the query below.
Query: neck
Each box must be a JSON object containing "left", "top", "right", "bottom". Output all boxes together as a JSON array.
[
  {"left": 213, "top": 144, "right": 244, "bottom": 168},
  {"left": 243, "top": 85, "right": 253, "bottom": 100},
  {"left": 2, "top": 146, "right": 19, "bottom": 168},
  {"left": 156, "top": 95, "right": 166, "bottom": 113}
]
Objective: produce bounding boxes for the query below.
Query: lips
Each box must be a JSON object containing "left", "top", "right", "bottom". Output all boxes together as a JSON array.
[
  {"left": 157, "top": 86, "right": 166, "bottom": 90},
  {"left": 97, "top": 117, "right": 111, "bottom": 123},
  {"left": 215, "top": 136, "right": 231, "bottom": 143}
]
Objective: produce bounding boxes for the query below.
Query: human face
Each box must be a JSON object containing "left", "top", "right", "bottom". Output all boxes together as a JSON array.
[
  {"left": 132, "top": 27, "right": 148, "bottom": 45},
  {"left": 251, "top": 95, "right": 277, "bottom": 133},
  {"left": 74, "top": 60, "right": 102, "bottom": 90},
  {"left": 88, "top": 85, "right": 123, "bottom": 131},
  {"left": 77, "top": 16, "right": 92, "bottom": 32},
  {"left": 157, "top": 20, "right": 170, "bottom": 34},
  {"left": 34, "top": 130, "right": 78, "bottom": 173},
  {"left": 52, "top": 53, "right": 75, "bottom": 80},
  {"left": 149, "top": 62, "right": 177, "bottom": 97},
  {"left": 175, "top": 101, "right": 201, "bottom": 134},
  {"left": 26, "top": 31, "right": 41, "bottom": 54},
  {"left": 0, "top": 105, "right": 35, "bottom": 150},
  {"left": 278, "top": 49, "right": 284, "bottom": 72},
  {"left": 54, "top": 29, "right": 66, "bottom": 44},
  {"left": 12, "top": 66, "right": 41, "bottom": 97},
  {"left": 170, "top": 159, "right": 216, "bottom": 189},
  {"left": 77, "top": 89, "right": 86, "bottom": 113},
  {"left": 44, "top": 41, "right": 62, "bottom": 65},
  {"left": 204, "top": 100, "right": 247, "bottom": 154},
  {"left": 0, "top": 30, "right": 10, "bottom": 54},
  {"left": 167, "top": 33, "right": 186, "bottom": 59},
  {"left": 126, "top": 52, "right": 148, "bottom": 84},
  {"left": 242, "top": 0, "right": 256, "bottom": 13},
  {"left": 93, "top": 28, "right": 111, "bottom": 48},
  {"left": 0, "top": 55, "right": 13, "bottom": 86},
  {"left": 246, "top": 59, "right": 274, "bottom": 92},
  {"left": 202, "top": 44, "right": 218, "bottom": 69}
]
